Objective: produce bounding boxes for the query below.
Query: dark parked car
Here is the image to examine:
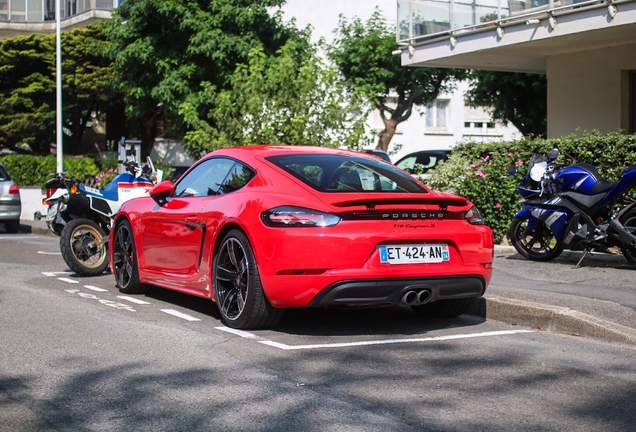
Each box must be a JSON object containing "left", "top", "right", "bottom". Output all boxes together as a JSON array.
[
  {"left": 0, "top": 162, "right": 21, "bottom": 233},
  {"left": 395, "top": 150, "right": 451, "bottom": 177},
  {"left": 359, "top": 149, "right": 392, "bottom": 163}
]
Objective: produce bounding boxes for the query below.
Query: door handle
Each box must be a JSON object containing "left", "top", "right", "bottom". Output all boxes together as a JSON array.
[{"left": 185, "top": 216, "right": 205, "bottom": 230}]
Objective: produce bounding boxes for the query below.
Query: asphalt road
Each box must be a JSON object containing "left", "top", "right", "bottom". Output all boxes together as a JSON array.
[{"left": 1, "top": 232, "right": 636, "bottom": 431}]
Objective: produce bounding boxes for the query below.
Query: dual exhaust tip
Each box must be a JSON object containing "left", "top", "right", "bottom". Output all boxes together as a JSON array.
[{"left": 401, "top": 289, "right": 431, "bottom": 306}]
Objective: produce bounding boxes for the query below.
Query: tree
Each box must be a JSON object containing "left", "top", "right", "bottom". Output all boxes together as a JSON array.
[
  {"left": 0, "top": 25, "right": 124, "bottom": 155},
  {"left": 106, "top": 0, "right": 302, "bottom": 157},
  {"left": 465, "top": 70, "right": 547, "bottom": 137},
  {"left": 0, "top": 35, "right": 55, "bottom": 153},
  {"left": 179, "top": 40, "right": 372, "bottom": 156},
  {"left": 328, "top": 9, "right": 467, "bottom": 152}
]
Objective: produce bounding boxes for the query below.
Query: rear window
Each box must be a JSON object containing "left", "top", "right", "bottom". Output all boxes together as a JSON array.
[
  {"left": 0, "top": 165, "right": 9, "bottom": 182},
  {"left": 266, "top": 154, "right": 427, "bottom": 193}
]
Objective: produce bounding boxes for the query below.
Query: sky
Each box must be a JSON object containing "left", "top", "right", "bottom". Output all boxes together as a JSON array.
[{"left": 277, "top": 0, "right": 397, "bottom": 43}]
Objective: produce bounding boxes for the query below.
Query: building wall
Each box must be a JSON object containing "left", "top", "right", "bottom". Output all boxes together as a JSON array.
[
  {"left": 281, "top": 0, "right": 520, "bottom": 163},
  {"left": 547, "top": 43, "right": 636, "bottom": 138}
]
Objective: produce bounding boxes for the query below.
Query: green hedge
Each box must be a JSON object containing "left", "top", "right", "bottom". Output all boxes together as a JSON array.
[
  {"left": 0, "top": 154, "right": 174, "bottom": 188},
  {"left": 426, "top": 131, "right": 636, "bottom": 243},
  {"left": 0, "top": 155, "right": 101, "bottom": 188}
]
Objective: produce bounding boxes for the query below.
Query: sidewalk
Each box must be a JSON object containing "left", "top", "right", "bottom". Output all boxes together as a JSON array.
[{"left": 14, "top": 220, "right": 636, "bottom": 347}]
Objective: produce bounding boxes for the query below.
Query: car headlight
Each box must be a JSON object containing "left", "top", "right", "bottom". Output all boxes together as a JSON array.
[
  {"left": 261, "top": 206, "right": 341, "bottom": 227},
  {"left": 464, "top": 205, "right": 484, "bottom": 225}
]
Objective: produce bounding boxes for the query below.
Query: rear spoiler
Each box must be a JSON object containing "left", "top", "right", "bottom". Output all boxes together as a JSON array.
[{"left": 331, "top": 197, "right": 470, "bottom": 210}]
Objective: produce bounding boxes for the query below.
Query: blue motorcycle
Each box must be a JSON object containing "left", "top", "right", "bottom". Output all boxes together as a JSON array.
[
  {"left": 42, "top": 158, "right": 161, "bottom": 276},
  {"left": 508, "top": 149, "right": 636, "bottom": 267}
]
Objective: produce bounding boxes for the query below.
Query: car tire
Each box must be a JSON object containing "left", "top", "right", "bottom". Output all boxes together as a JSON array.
[
  {"left": 112, "top": 220, "right": 146, "bottom": 294},
  {"left": 411, "top": 297, "right": 476, "bottom": 318},
  {"left": 4, "top": 219, "right": 20, "bottom": 233},
  {"left": 60, "top": 218, "right": 109, "bottom": 277},
  {"left": 213, "top": 229, "right": 283, "bottom": 330}
]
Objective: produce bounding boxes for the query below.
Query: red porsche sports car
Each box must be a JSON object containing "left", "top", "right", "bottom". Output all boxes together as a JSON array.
[{"left": 110, "top": 146, "right": 494, "bottom": 329}]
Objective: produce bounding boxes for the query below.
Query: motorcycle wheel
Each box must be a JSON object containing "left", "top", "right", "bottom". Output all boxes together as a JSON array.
[
  {"left": 508, "top": 216, "right": 564, "bottom": 261},
  {"left": 60, "top": 219, "right": 109, "bottom": 277},
  {"left": 619, "top": 209, "right": 636, "bottom": 267}
]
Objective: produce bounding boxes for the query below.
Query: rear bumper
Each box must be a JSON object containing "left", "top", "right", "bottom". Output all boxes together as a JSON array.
[
  {"left": 0, "top": 202, "right": 21, "bottom": 220},
  {"left": 308, "top": 276, "right": 487, "bottom": 307}
]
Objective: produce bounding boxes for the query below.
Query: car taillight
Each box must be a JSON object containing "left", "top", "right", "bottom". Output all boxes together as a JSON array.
[
  {"left": 261, "top": 206, "right": 341, "bottom": 227},
  {"left": 9, "top": 184, "right": 19, "bottom": 194},
  {"left": 464, "top": 205, "right": 484, "bottom": 225},
  {"left": 46, "top": 187, "right": 58, "bottom": 198}
]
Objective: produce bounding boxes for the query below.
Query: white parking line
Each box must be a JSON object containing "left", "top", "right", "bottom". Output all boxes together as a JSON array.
[
  {"left": 57, "top": 277, "right": 79, "bottom": 284},
  {"left": 214, "top": 326, "right": 258, "bottom": 339},
  {"left": 42, "top": 271, "right": 73, "bottom": 277},
  {"left": 118, "top": 296, "right": 150, "bottom": 305},
  {"left": 161, "top": 309, "right": 201, "bottom": 321},
  {"left": 257, "top": 330, "right": 533, "bottom": 351},
  {"left": 84, "top": 285, "right": 108, "bottom": 292}
]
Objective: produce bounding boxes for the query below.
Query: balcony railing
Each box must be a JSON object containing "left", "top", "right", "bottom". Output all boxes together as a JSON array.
[
  {"left": 0, "top": 0, "right": 116, "bottom": 23},
  {"left": 397, "top": 0, "right": 605, "bottom": 43}
]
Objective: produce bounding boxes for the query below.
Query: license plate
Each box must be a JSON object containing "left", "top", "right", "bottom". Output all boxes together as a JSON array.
[
  {"left": 45, "top": 207, "right": 57, "bottom": 222},
  {"left": 379, "top": 244, "right": 450, "bottom": 264}
]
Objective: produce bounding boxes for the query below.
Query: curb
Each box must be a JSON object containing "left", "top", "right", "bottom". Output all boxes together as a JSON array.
[
  {"left": 19, "top": 223, "right": 56, "bottom": 238},
  {"left": 469, "top": 295, "right": 636, "bottom": 347},
  {"left": 494, "top": 244, "right": 626, "bottom": 263}
]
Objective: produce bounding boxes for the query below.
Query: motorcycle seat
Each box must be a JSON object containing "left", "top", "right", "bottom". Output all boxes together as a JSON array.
[{"left": 572, "top": 163, "right": 616, "bottom": 193}]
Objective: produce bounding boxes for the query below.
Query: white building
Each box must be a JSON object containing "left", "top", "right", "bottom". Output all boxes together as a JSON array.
[
  {"left": 280, "top": 0, "right": 520, "bottom": 161},
  {"left": 395, "top": 0, "right": 636, "bottom": 138}
]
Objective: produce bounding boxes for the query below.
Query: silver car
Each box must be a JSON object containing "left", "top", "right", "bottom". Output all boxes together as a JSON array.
[{"left": 0, "top": 162, "right": 21, "bottom": 233}]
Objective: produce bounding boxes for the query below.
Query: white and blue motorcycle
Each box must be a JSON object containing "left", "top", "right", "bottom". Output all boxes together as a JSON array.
[{"left": 42, "top": 158, "right": 162, "bottom": 276}]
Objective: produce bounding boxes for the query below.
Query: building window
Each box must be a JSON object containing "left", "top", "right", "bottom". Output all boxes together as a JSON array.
[{"left": 426, "top": 100, "right": 448, "bottom": 130}]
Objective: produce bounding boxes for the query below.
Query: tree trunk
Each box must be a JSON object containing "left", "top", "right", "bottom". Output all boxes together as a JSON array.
[{"left": 376, "top": 112, "right": 398, "bottom": 152}]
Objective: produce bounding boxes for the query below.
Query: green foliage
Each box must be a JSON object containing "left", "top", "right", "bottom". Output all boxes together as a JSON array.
[
  {"left": 0, "top": 24, "right": 124, "bottom": 155},
  {"left": 107, "top": 0, "right": 302, "bottom": 154},
  {"left": 180, "top": 40, "right": 373, "bottom": 155},
  {"left": 466, "top": 71, "right": 547, "bottom": 137},
  {"left": 328, "top": 9, "right": 467, "bottom": 152},
  {"left": 0, "top": 35, "right": 55, "bottom": 152},
  {"left": 0, "top": 154, "right": 102, "bottom": 187},
  {"left": 426, "top": 131, "right": 636, "bottom": 243}
]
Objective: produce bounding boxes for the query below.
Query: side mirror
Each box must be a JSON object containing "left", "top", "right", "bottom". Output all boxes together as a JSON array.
[
  {"left": 547, "top": 148, "right": 560, "bottom": 159},
  {"left": 150, "top": 180, "right": 174, "bottom": 205}
]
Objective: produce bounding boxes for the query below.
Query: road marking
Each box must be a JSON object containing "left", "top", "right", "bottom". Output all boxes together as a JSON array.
[
  {"left": 118, "top": 296, "right": 150, "bottom": 305},
  {"left": 42, "top": 271, "right": 73, "bottom": 277},
  {"left": 65, "top": 289, "right": 135, "bottom": 312},
  {"left": 257, "top": 330, "right": 533, "bottom": 351},
  {"left": 215, "top": 326, "right": 258, "bottom": 339},
  {"left": 84, "top": 285, "right": 108, "bottom": 292},
  {"left": 161, "top": 309, "right": 201, "bottom": 321},
  {"left": 37, "top": 250, "right": 61, "bottom": 255},
  {"left": 58, "top": 277, "right": 79, "bottom": 284}
]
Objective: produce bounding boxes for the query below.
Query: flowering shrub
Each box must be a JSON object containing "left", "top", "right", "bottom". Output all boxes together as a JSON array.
[
  {"left": 425, "top": 132, "right": 636, "bottom": 243},
  {"left": 95, "top": 166, "right": 118, "bottom": 188}
]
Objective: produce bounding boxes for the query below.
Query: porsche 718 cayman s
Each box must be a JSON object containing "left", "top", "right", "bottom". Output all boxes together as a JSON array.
[{"left": 110, "top": 146, "right": 494, "bottom": 329}]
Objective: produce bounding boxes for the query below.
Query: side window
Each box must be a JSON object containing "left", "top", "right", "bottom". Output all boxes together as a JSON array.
[
  {"left": 218, "top": 163, "right": 255, "bottom": 194},
  {"left": 174, "top": 158, "right": 236, "bottom": 197}
]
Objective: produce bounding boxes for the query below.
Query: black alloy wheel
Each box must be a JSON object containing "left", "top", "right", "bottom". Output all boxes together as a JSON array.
[
  {"left": 113, "top": 220, "right": 145, "bottom": 294},
  {"left": 213, "top": 230, "right": 283, "bottom": 329},
  {"left": 508, "top": 216, "right": 564, "bottom": 261}
]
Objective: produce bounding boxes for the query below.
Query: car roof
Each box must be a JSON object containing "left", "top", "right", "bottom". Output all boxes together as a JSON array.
[{"left": 204, "top": 145, "right": 381, "bottom": 161}]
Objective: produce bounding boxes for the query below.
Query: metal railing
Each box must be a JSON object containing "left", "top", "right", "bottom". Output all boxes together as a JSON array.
[
  {"left": 397, "top": 0, "right": 607, "bottom": 42},
  {"left": 0, "top": 0, "right": 115, "bottom": 23}
]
